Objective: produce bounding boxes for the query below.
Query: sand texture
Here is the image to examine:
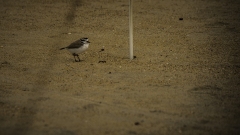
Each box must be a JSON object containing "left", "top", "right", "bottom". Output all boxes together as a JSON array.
[{"left": 0, "top": 0, "right": 240, "bottom": 135}]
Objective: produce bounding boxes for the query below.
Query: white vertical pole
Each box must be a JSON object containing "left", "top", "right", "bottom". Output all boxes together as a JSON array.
[{"left": 129, "top": 0, "right": 133, "bottom": 60}]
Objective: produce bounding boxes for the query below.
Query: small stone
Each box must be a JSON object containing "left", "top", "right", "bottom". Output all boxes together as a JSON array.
[
  {"left": 1, "top": 61, "right": 10, "bottom": 65},
  {"left": 98, "top": 60, "right": 106, "bottom": 63},
  {"left": 134, "top": 122, "right": 140, "bottom": 126},
  {"left": 100, "top": 46, "right": 105, "bottom": 52}
]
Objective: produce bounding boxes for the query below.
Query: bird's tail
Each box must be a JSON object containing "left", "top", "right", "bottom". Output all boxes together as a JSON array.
[{"left": 60, "top": 47, "right": 65, "bottom": 50}]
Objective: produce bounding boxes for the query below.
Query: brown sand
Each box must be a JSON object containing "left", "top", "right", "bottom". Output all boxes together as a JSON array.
[{"left": 0, "top": 0, "right": 240, "bottom": 134}]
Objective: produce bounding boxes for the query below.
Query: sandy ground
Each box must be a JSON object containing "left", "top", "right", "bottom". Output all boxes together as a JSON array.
[{"left": 0, "top": 0, "right": 240, "bottom": 135}]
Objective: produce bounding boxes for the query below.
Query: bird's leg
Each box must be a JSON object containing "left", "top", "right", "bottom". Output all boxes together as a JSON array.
[
  {"left": 74, "top": 56, "right": 78, "bottom": 62},
  {"left": 73, "top": 53, "right": 80, "bottom": 62},
  {"left": 77, "top": 55, "right": 81, "bottom": 62}
]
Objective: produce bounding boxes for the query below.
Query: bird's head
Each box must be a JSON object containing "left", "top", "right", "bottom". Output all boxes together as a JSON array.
[{"left": 80, "top": 37, "right": 88, "bottom": 42}]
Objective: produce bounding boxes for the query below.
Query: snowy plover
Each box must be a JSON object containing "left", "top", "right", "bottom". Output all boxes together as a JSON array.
[{"left": 60, "top": 38, "right": 90, "bottom": 62}]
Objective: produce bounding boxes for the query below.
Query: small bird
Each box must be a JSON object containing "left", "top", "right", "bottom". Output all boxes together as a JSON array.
[{"left": 60, "top": 38, "right": 90, "bottom": 62}]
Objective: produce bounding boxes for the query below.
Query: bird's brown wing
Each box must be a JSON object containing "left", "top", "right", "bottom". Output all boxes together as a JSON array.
[{"left": 66, "top": 40, "right": 84, "bottom": 49}]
